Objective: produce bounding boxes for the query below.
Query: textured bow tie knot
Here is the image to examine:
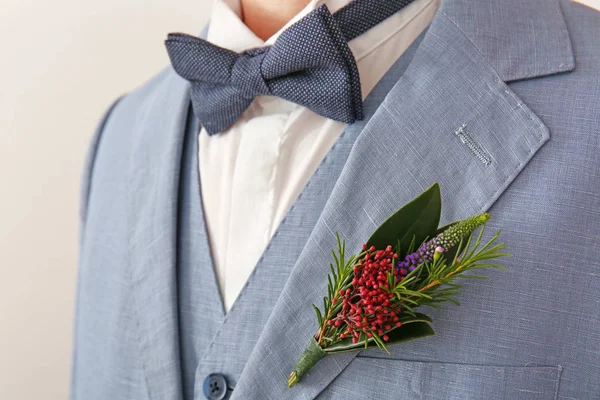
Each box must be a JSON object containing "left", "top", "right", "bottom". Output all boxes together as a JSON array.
[{"left": 230, "top": 48, "right": 271, "bottom": 97}]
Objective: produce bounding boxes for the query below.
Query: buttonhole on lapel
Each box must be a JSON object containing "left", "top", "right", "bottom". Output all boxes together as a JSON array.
[{"left": 454, "top": 124, "right": 492, "bottom": 166}]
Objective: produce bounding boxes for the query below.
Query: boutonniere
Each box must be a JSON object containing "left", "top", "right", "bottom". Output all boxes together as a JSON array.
[{"left": 288, "top": 183, "right": 510, "bottom": 387}]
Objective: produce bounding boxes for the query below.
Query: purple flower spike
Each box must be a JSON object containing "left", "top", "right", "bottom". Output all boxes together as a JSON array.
[{"left": 394, "top": 213, "right": 490, "bottom": 280}]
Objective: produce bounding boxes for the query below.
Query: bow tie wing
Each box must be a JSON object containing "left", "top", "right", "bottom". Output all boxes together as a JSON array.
[
  {"left": 165, "top": 33, "right": 238, "bottom": 83},
  {"left": 190, "top": 83, "right": 253, "bottom": 135},
  {"left": 165, "top": 33, "right": 254, "bottom": 134},
  {"left": 262, "top": 5, "right": 363, "bottom": 123}
]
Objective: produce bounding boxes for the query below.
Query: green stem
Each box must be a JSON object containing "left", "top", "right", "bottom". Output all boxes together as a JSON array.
[{"left": 287, "top": 337, "right": 326, "bottom": 388}]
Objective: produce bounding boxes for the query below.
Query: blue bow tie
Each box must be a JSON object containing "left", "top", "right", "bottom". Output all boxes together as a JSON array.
[{"left": 166, "top": 0, "right": 415, "bottom": 135}]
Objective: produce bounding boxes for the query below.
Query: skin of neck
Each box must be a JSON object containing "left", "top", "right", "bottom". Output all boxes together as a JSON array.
[{"left": 241, "top": 0, "right": 312, "bottom": 40}]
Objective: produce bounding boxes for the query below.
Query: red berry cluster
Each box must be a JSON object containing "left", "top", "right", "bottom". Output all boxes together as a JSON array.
[{"left": 328, "top": 245, "right": 403, "bottom": 344}]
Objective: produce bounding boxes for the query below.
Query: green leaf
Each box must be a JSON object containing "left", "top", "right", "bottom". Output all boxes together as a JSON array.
[
  {"left": 398, "top": 312, "right": 433, "bottom": 324},
  {"left": 312, "top": 304, "right": 323, "bottom": 326},
  {"left": 366, "top": 183, "right": 441, "bottom": 258},
  {"left": 324, "top": 313, "right": 434, "bottom": 354}
]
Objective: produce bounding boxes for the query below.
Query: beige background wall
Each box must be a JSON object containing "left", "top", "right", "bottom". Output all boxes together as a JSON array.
[
  {"left": 0, "top": 0, "right": 211, "bottom": 398},
  {"left": 0, "top": 0, "right": 598, "bottom": 398}
]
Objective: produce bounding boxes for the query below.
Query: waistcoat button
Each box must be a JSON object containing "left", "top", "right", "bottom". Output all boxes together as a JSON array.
[{"left": 202, "top": 373, "right": 228, "bottom": 400}]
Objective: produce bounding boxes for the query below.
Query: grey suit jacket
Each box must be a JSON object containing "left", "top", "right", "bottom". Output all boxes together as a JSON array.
[{"left": 72, "top": 0, "right": 600, "bottom": 399}]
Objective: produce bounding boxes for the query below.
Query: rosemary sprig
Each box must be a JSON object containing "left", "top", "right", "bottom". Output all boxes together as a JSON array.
[
  {"left": 394, "top": 225, "right": 509, "bottom": 310},
  {"left": 314, "top": 233, "right": 362, "bottom": 347}
]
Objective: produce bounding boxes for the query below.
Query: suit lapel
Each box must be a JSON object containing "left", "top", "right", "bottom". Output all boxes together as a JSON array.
[
  {"left": 231, "top": 0, "right": 574, "bottom": 399},
  {"left": 128, "top": 70, "right": 191, "bottom": 400}
]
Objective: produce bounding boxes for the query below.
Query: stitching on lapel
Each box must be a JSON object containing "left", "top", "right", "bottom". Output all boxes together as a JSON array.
[{"left": 454, "top": 124, "right": 492, "bottom": 166}]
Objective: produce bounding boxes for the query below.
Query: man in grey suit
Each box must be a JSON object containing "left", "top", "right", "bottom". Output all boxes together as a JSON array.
[{"left": 71, "top": 0, "right": 600, "bottom": 399}]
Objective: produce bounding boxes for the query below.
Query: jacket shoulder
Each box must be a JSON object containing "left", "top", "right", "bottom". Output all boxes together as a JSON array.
[{"left": 79, "top": 67, "right": 181, "bottom": 223}]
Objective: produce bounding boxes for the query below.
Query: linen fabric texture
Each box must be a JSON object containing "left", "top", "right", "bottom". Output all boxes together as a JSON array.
[{"left": 72, "top": 0, "right": 600, "bottom": 399}]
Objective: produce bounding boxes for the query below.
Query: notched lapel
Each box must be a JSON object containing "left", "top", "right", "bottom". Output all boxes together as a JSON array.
[
  {"left": 231, "top": 1, "right": 574, "bottom": 399},
  {"left": 128, "top": 69, "right": 191, "bottom": 400},
  {"left": 440, "top": 0, "right": 575, "bottom": 82}
]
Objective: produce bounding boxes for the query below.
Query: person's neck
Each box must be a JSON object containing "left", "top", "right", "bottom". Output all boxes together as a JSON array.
[{"left": 241, "top": 0, "right": 312, "bottom": 40}]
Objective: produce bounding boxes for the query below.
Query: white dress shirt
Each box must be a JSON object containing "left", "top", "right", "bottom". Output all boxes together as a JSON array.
[{"left": 200, "top": 0, "right": 440, "bottom": 311}]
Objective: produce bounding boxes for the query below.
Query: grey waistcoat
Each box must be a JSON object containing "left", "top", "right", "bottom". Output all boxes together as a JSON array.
[{"left": 72, "top": 1, "right": 600, "bottom": 399}]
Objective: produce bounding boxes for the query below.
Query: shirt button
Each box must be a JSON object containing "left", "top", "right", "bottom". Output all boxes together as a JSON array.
[{"left": 203, "top": 373, "right": 228, "bottom": 400}]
